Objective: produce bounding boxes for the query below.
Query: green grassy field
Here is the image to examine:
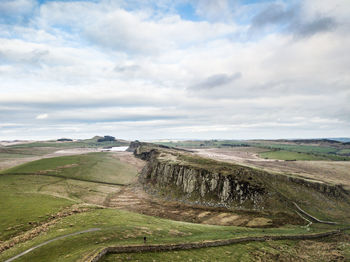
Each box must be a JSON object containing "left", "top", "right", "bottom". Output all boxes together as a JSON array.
[
  {"left": 1, "top": 152, "right": 138, "bottom": 185},
  {"left": 252, "top": 143, "right": 350, "bottom": 161},
  {"left": 258, "top": 150, "right": 330, "bottom": 161},
  {"left": 0, "top": 149, "right": 348, "bottom": 262},
  {"left": 0, "top": 146, "right": 59, "bottom": 157},
  {"left": 0, "top": 137, "right": 129, "bottom": 172},
  {"left": 0, "top": 191, "right": 74, "bottom": 241},
  {"left": 0, "top": 152, "right": 138, "bottom": 242},
  {"left": 0, "top": 173, "right": 120, "bottom": 211},
  {"left": 103, "top": 233, "right": 350, "bottom": 262},
  {"left": 0, "top": 207, "right": 332, "bottom": 262}
]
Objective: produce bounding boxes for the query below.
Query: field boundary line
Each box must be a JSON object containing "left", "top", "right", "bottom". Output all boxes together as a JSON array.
[
  {"left": 86, "top": 229, "right": 349, "bottom": 262},
  {"left": 293, "top": 202, "right": 338, "bottom": 225},
  {"left": 0, "top": 173, "right": 129, "bottom": 186}
]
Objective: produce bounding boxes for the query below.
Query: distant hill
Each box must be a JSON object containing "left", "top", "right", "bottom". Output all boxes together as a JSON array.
[
  {"left": 328, "top": 138, "right": 350, "bottom": 143},
  {"left": 277, "top": 139, "right": 341, "bottom": 144}
]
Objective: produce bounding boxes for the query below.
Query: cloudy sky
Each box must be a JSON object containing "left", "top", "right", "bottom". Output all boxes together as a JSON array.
[{"left": 0, "top": 0, "right": 349, "bottom": 140}]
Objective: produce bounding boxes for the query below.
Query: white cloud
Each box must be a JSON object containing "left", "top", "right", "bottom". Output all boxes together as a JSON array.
[
  {"left": 36, "top": 113, "right": 48, "bottom": 120},
  {"left": 0, "top": 0, "right": 349, "bottom": 140}
]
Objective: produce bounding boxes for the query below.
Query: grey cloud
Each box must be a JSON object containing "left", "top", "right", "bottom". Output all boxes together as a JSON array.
[
  {"left": 0, "top": 92, "right": 189, "bottom": 115},
  {"left": 251, "top": 3, "right": 297, "bottom": 29},
  {"left": 28, "top": 49, "right": 50, "bottom": 64},
  {"left": 190, "top": 72, "right": 241, "bottom": 90},
  {"left": 250, "top": 3, "right": 337, "bottom": 37},
  {"left": 0, "top": 49, "right": 50, "bottom": 67},
  {"left": 292, "top": 17, "right": 337, "bottom": 37},
  {"left": 55, "top": 115, "right": 184, "bottom": 124}
]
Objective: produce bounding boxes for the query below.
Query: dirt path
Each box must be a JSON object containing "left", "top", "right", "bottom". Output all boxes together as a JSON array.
[{"left": 4, "top": 228, "right": 101, "bottom": 262}]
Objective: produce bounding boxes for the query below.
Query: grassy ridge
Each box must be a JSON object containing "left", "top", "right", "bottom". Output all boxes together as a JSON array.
[
  {"left": 0, "top": 152, "right": 138, "bottom": 242},
  {"left": 1, "top": 153, "right": 138, "bottom": 185},
  {"left": 0, "top": 207, "right": 328, "bottom": 262}
]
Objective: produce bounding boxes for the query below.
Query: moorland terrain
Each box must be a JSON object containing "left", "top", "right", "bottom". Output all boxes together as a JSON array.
[{"left": 0, "top": 137, "right": 349, "bottom": 261}]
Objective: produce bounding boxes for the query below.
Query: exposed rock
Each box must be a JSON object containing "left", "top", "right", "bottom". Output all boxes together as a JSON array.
[{"left": 133, "top": 143, "right": 349, "bottom": 212}]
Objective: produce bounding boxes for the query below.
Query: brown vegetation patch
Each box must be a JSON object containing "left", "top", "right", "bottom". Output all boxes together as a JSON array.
[
  {"left": 106, "top": 185, "right": 299, "bottom": 227},
  {"left": 252, "top": 233, "right": 350, "bottom": 262},
  {"left": 246, "top": 218, "right": 273, "bottom": 227}
]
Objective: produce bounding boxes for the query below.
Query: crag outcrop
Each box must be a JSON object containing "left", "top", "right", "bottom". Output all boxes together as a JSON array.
[{"left": 129, "top": 142, "right": 349, "bottom": 214}]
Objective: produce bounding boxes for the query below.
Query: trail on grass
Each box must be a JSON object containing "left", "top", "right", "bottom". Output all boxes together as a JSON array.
[{"left": 4, "top": 228, "right": 101, "bottom": 262}]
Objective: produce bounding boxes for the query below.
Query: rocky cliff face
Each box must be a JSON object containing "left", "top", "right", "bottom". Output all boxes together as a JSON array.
[
  {"left": 140, "top": 157, "right": 266, "bottom": 210},
  {"left": 130, "top": 142, "right": 349, "bottom": 212}
]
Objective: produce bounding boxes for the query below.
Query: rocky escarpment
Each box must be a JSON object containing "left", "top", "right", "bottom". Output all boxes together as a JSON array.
[
  {"left": 140, "top": 156, "right": 266, "bottom": 210},
  {"left": 130, "top": 142, "right": 349, "bottom": 213}
]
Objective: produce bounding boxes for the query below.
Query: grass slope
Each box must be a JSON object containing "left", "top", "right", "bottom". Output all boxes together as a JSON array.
[
  {"left": 0, "top": 147, "right": 58, "bottom": 158},
  {"left": 0, "top": 208, "right": 331, "bottom": 262},
  {"left": 103, "top": 233, "right": 350, "bottom": 262},
  {"left": 0, "top": 180, "right": 74, "bottom": 241},
  {"left": 0, "top": 150, "right": 348, "bottom": 261},
  {"left": 0, "top": 193, "right": 73, "bottom": 242},
  {"left": 0, "top": 152, "right": 137, "bottom": 242},
  {"left": 1, "top": 153, "right": 138, "bottom": 185}
]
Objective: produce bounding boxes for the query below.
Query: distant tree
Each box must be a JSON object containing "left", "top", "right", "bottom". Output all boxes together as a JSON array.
[
  {"left": 57, "top": 138, "right": 73, "bottom": 142},
  {"left": 97, "top": 136, "right": 116, "bottom": 142}
]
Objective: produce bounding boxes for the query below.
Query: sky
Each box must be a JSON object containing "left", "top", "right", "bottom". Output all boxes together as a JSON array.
[{"left": 0, "top": 0, "right": 349, "bottom": 140}]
